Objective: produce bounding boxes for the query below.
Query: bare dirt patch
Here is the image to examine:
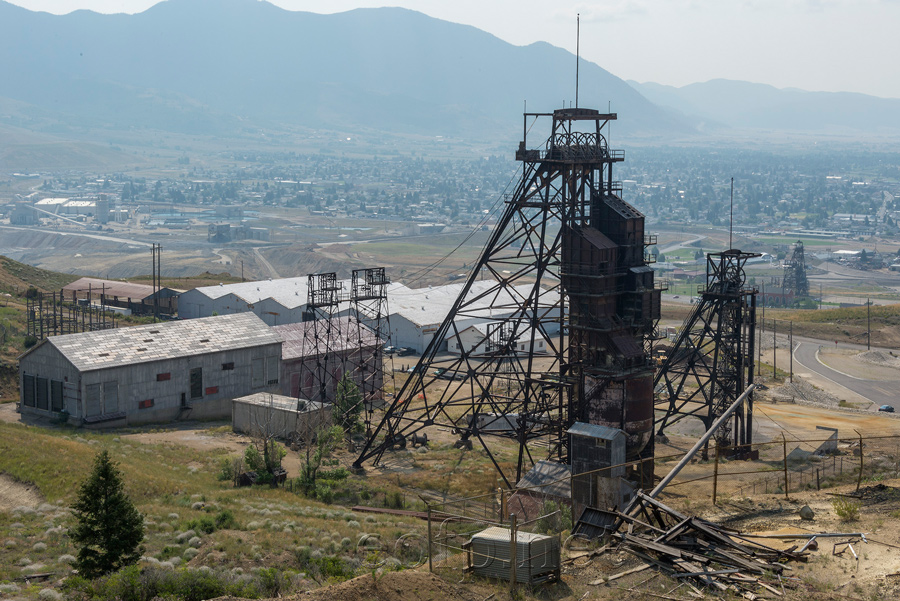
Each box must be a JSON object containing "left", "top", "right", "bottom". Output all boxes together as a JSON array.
[
  {"left": 120, "top": 425, "right": 305, "bottom": 476},
  {"left": 0, "top": 473, "right": 43, "bottom": 511},
  {"left": 278, "top": 571, "right": 479, "bottom": 601}
]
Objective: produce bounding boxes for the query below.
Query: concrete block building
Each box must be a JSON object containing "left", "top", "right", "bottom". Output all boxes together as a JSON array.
[{"left": 18, "top": 313, "right": 282, "bottom": 426}]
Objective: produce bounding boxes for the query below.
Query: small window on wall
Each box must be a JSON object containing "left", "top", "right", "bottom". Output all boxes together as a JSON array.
[
  {"left": 157, "top": 372, "right": 171, "bottom": 381},
  {"left": 222, "top": 362, "right": 234, "bottom": 371}
]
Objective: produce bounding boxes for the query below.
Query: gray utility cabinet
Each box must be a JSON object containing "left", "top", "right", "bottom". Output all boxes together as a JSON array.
[{"left": 463, "top": 527, "right": 560, "bottom": 584}]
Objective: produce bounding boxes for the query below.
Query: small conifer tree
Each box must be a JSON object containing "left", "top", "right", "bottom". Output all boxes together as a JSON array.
[
  {"left": 333, "top": 372, "right": 362, "bottom": 433},
  {"left": 70, "top": 449, "right": 144, "bottom": 578}
]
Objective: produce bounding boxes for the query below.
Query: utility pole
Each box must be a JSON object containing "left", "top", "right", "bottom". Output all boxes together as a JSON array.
[
  {"left": 773, "top": 319, "right": 777, "bottom": 378},
  {"left": 789, "top": 321, "right": 793, "bottom": 383},
  {"left": 867, "top": 297, "right": 871, "bottom": 350}
]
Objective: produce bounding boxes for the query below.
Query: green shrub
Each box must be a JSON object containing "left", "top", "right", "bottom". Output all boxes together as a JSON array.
[
  {"left": 186, "top": 515, "right": 216, "bottom": 534},
  {"left": 315, "top": 482, "right": 334, "bottom": 504},
  {"left": 318, "top": 467, "right": 350, "bottom": 481},
  {"left": 384, "top": 491, "right": 404, "bottom": 509},
  {"left": 64, "top": 564, "right": 290, "bottom": 601},
  {"left": 832, "top": 496, "right": 860, "bottom": 522},
  {"left": 214, "top": 509, "right": 237, "bottom": 530},
  {"left": 293, "top": 548, "right": 355, "bottom": 584}
]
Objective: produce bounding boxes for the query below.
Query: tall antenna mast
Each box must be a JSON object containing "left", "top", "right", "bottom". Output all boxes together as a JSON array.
[
  {"left": 575, "top": 14, "right": 580, "bottom": 108},
  {"left": 729, "top": 177, "right": 734, "bottom": 249}
]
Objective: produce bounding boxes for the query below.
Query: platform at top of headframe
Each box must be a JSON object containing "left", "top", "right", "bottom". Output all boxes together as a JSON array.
[
  {"left": 524, "top": 108, "right": 617, "bottom": 121},
  {"left": 517, "top": 107, "right": 623, "bottom": 165}
]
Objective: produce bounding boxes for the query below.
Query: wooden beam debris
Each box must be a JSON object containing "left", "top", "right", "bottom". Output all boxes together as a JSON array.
[{"left": 579, "top": 491, "right": 810, "bottom": 596}]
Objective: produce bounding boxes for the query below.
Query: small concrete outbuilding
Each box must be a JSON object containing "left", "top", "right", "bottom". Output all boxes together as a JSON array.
[
  {"left": 18, "top": 313, "right": 282, "bottom": 426},
  {"left": 232, "top": 393, "right": 331, "bottom": 443}
]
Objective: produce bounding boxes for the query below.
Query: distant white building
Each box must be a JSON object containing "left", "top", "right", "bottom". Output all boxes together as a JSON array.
[
  {"left": 446, "top": 323, "right": 549, "bottom": 356},
  {"left": 179, "top": 277, "right": 560, "bottom": 355}
]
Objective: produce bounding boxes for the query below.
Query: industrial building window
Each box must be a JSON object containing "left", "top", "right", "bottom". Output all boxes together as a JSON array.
[
  {"left": 266, "top": 355, "right": 279, "bottom": 386},
  {"left": 221, "top": 362, "right": 234, "bottom": 371},
  {"left": 157, "top": 372, "right": 171, "bottom": 381},
  {"left": 23, "top": 374, "right": 35, "bottom": 407},
  {"left": 36, "top": 377, "right": 49, "bottom": 411},
  {"left": 50, "top": 380, "right": 64, "bottom": 412},
  {"left": 190, "top": 367, "right": 203, "bottom": 399}
]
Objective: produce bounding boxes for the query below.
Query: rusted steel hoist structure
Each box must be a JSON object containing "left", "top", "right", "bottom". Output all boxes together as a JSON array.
[{"left": 354, "top": 108, "right": 662, "bottom": 487}]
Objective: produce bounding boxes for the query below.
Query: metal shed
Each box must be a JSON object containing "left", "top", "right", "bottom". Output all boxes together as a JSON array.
[{"left": 463, "top": 527, "right": 559, "bottom": 584}]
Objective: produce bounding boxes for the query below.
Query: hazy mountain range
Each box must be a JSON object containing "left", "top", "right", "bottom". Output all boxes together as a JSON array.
[
  {"left": 628, "top": 79, "right": 900, "bottom": 135},
  {"left": 1, "top": 0, "right": 899, "bottom": 157}
]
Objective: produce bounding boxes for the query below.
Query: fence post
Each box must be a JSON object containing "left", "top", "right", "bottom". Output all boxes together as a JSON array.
[
  {"left": 816, "top": 468, "right": 821, "bottom": 491},
  {"left": 782, "top": 434, "right": 789, "bottom": 499},
  {"left": 712, "top": 444, "right": 720, "bottom": 505},
  {"left": 509, "top": 513, "right": 517, "bottom": 591},
  {"left": 856, "top": 430, "right": 864, "bottom": 492},
  {"left": 427, "top": 503, "right": 433, "bottom": 573}
]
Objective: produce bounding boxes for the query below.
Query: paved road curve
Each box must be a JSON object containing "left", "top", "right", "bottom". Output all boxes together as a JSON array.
[{"left": 792, "top": 341, "right": 900, "bottom": 410}]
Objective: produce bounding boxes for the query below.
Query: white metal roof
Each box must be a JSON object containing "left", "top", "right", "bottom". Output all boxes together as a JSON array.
[
  {"left": 33, "top": 312, "right": 280, "bottom": 372},
  {"left": 189, "top": 277, "right": 411, "bottom": 311}
]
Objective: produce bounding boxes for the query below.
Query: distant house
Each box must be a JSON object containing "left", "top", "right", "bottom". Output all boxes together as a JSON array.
[
  {"left": 61, "top": 277, "right": 182, "bottom": 316},
  {"left": 446, "top": 323, "right": 549, "bottom": 356},
  {"left": 18, "top": 313, "right": 282, "bottom": 426}
]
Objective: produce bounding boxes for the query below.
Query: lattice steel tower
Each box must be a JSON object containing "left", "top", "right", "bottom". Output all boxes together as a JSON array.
[
  {"left": 354, "top": 108, "right": 661, "bottom": 486},
  {"left": 654, "top": 250, "right": 758, "bottom": 457},
  {"left": 782, "top": 240, "right": 809, "bottom": 299}
]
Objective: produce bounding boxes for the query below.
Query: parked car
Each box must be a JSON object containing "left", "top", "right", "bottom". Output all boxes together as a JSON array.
[
  {"left": 878, "top": 405, "right": 895, "bottom": 413},
  {"left": 397, "top": 347, "right": 416, "bottom": 356},
  {"left": 383, "top": 345, "right": 397, "bottom": 355}
]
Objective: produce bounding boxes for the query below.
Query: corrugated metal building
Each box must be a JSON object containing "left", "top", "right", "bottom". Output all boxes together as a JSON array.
[
  {"left": 274, "top": 316, "right": 381, "bottom": 401},
  {"left": 18, "top": 313, "right": 282, "bottom": 426},
  {"left": 232, "top": 393, "right": 331, "bottom": 442},
  {"left": 179, "top": 277, "right": 560, "bottom": 354}
]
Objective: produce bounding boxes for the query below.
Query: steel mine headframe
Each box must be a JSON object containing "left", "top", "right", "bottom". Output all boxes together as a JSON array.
[
  {"left": 782, "top": 241, "right": 809, "bottom": 299},
  {"left": 353, "top": 108, "right": 662, "bottom": 487},
  {"left": 653, "top": 250, "right": 759, "bottom": 457}
]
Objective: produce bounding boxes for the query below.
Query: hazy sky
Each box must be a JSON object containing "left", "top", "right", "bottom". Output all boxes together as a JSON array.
[{"left": 10, "top": 0, "right": 900, "bottom": 99}]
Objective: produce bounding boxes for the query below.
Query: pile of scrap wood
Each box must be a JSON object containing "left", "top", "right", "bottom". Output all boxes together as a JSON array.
[{"left": 591, "top": 492, "right": 808, "bottom": 597}]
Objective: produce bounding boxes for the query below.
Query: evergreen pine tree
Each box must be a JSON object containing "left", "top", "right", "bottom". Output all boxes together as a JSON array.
[
  {"left": 70, "top": 449, "right": 144, "bottom": 578},
  {"left": 333, "top": 372, "right": 362, "bottom": 433}
]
